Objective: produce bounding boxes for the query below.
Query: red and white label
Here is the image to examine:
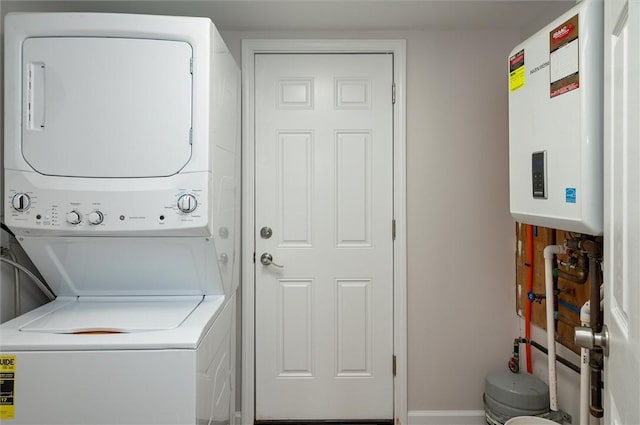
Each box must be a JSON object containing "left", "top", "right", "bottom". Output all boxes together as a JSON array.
[{"left": 552, "top": 24, "right": 575, "bottom": 42}]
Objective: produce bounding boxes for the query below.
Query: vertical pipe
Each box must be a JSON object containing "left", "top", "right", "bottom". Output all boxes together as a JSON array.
[
  {"left": 586, "top": 247, "right": 603, "bottom": 418},
  {"left": 580, "top": 301, "right": 590, "bottom": 425},
  {"left": 544, "top": 244, "right": 564, "bottom": 412},
  {"left": 525, "top": 224, "right": 534, "bottom": 374},
  {"left": 579, "top": 239, "right": 603, "bottom": 418},
  {"left": 588, "top": 255, "right": 602, "bottom": 333}
]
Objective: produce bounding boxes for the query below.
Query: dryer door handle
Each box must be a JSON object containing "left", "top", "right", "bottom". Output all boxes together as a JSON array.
[{"left": 28, "top": 62, "right": 46, "bottom": 130}]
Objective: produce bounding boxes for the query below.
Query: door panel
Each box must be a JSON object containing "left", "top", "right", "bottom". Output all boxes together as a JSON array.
[
  {"left": 604, "top": 0, "right": 640, "bottom": 423},
  {"left": 254, "top": 54, "right": 394, "bottom": 420}
]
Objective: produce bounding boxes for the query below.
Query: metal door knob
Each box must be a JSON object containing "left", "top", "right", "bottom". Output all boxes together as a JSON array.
[
  {"left": 575, "top": 325, "right": 609, "bottom": 356},
  {"left": 260, "top": 226, "right": 273, "bottom": 239},
  {"left": 260, "top": 253, "right": 283, "bottom": 268}
]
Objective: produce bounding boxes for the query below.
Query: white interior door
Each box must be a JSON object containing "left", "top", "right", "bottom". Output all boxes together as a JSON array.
[
  {"left": 604, "top": 0, "right": 640, "bottom": 423},
  {"left": 254, "top": 53, "right": 394, "bottom": 421}
]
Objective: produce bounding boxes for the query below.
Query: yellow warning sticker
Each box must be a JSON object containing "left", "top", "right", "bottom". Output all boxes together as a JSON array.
[
  {"left": 509, "top": 49, "right": 525, "bottom": 92},
  {"left": 0, "top": 355, "right": 16, "bottom": 420}
]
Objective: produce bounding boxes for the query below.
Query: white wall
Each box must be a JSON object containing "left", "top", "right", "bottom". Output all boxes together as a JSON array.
[
  {"left": 223, "top": 28, "right": 520, "bottom": 412},
  {"left": 403, "top": 29, "right": 519, "bottom": 411}
]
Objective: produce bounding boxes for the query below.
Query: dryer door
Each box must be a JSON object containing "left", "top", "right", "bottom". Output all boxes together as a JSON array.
[{"left": 21, "top": 37, "right": 193, "bottom": 178}]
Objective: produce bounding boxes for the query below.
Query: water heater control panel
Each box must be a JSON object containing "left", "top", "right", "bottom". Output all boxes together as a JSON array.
[
  {"left": 531, "top": 151, "right": 547, "bottom": 199},
  {"left": 4, "top": 170, "right": 213, "bottom": 236}
]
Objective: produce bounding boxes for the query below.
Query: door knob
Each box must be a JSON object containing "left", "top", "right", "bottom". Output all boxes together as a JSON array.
[
  {"left": 260, "top": 226, "right": 273, "bottom": 239},
  {"left": 575, "top": 325, "right": 609, "bottom": 356},
  {"left": 260, "top": 253, "right": 284, "bottom": 268}
]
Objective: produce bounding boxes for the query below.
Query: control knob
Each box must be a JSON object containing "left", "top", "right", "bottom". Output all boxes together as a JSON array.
[
  {"left": 66, "top": 211, "right": 82, "bottom": 225},
  {"left": 177, "top": 194, "right": 198, "bottom": 213},
  {"left": 11, "top": 193, "right": 31, "bottom": 212},
  {"left": 88, "top": 211, "right": 104, "bottom": 225}
]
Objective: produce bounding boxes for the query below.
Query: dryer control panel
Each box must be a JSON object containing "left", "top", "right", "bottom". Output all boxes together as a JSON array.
[{"left": 4, "top": 170, "right": 213, "bottom": 236}]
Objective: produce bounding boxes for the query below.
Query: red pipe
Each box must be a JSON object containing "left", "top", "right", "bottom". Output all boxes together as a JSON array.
[{"left": 525, "top": 224, "right": 534, "bottom": 374}]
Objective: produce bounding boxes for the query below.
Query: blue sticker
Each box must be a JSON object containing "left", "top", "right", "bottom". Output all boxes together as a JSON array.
[{"left": 566, "top": 188, "right": 576, "bottom": 203}]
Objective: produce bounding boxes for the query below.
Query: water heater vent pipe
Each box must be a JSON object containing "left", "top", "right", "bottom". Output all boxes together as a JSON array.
[{"left": 544, "top": 244, "right": 565, "bottom": 412}]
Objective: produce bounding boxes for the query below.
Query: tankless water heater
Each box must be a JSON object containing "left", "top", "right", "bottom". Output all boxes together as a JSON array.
[{"left": 508, "top": 0, "right": 603, "bottom": 235}]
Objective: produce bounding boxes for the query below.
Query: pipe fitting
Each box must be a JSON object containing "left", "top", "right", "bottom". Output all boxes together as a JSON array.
[
  {"left": 527, "top": 290, "right": 544, "bottom": 303},
  {"left": 557, "top": 267, "right": 589, "bottom": 284},
  {"left": 582, "top": 239, "right": 603, "bottom": 259},
  {"left": 544, "top": 244, "right": 565, "bottom": 259},
  {"left": 508, "top": 356, "right": 520, "bottom": 374}
]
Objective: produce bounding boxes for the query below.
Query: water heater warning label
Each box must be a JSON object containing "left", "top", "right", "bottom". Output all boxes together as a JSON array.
[
  {"left": 550, "top": 14, "right": 579, "bottom": 98},
  {"left": 0, "top": 356, "right": 16, "bottom": 420},
  {"left": 509, "top": 49, "right": 525, "bottom": 92}
]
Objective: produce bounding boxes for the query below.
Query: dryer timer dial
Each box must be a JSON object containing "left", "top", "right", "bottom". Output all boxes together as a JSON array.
[
  {"left": 177, "top": 194, "right": 198, "bottom": 213},
  {"left": 11, "top": 193, "right": 31, "bottom": 212}
]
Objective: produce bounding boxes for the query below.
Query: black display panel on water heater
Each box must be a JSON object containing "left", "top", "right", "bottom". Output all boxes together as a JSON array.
[{"left": 532, "top": 151, "right": 547, "bottom": 199}]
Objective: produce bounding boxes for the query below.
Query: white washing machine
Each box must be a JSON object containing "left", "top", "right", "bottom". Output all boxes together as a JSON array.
[{"left": 0, "top": 13, "right": 240, "bottom": 425}]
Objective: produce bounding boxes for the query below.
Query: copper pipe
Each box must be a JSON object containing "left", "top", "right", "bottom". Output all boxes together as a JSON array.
[{"left": 582, "top": 239, "right": 603, "bottom": 418}]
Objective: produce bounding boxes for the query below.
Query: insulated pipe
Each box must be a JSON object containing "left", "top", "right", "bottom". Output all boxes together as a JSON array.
[
  {"left": 544, "top": 244, "right": 565, "bottom": 412},
  {"left": 1, "top": 248, "right": 21, "bottom": 316},
  {"left": 0, "top": 257, "right": 55, "bottom": 301},
  {"left": 525, "top": 224, "right": 534, "bottom": 373}
]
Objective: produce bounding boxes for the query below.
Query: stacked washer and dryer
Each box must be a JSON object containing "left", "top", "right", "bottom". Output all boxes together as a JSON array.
[{"left": 1, "top": 13, "right": 240, "bottom": 425}]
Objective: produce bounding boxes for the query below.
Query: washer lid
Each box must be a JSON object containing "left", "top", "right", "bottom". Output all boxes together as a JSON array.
[
  {"left": 21, "top": 37, "right": 193, "bottom": 178},
  {"left": 19, "top": 296, "right": 202, "bottom": 334}
]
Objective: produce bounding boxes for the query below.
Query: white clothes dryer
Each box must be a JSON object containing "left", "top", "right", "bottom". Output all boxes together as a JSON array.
[{"left": 1, "top": 12, "right": 240, "bottom": 425}]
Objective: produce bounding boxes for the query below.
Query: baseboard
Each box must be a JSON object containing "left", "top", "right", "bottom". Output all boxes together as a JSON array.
[
  {"left": 236, "top": 410, "right": 485, "bottom": 425},
  {"left": 408, "top": 410, "right": 486, "bottom": 425}
]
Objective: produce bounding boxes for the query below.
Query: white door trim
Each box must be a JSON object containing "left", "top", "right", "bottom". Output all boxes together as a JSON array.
[{"left": 241, "top": 39, "right": 407, "bottom": 425}]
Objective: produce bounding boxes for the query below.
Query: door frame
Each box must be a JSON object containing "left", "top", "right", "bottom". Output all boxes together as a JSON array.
[{"left": 241, "top": 39, "right": 407, "bottom": 425}]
